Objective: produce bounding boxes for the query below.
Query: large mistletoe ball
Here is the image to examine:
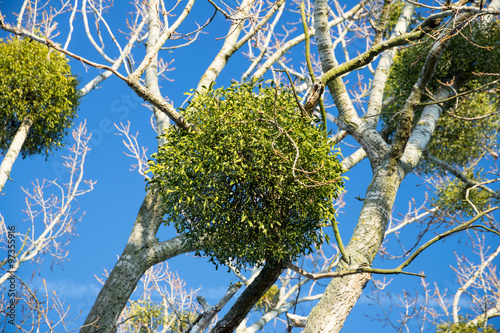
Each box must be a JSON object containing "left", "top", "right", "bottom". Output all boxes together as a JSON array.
[
  {"left": 149, "top": 82, "right": 344, "bottom": 270},
  {"left": 0, "top": 37, "right": 80, "bottom": 157}
]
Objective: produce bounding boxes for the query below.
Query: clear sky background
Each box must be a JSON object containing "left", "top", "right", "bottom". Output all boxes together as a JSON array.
[{"left": 1, "top": 0, "right": 499, "bottom": 332}]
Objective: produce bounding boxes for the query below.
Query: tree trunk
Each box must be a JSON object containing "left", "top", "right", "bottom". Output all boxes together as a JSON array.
[
  {"left": 305, "top": 83, "right": 458, "bottom": 333},
  {"left": 81, "top": 248, "right": 148, "bottom": 333},
  {"left": 81, "top": 3, "right": 193, "bottom": 330},
  {"left": 305, "top": 164, "right": 403, "bottom": 332},
  {"left": 81, "top": 188, "right": 193, "bottom": 333},
  {"left": 0, "top": 115, "right": 33, "bottom": 193},
  {"left": 304, "top": 0, "right": 462, "bottom": 331}
]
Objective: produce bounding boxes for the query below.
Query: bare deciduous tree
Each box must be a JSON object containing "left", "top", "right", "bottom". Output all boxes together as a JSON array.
[
  {"left": 1, "top": 0, "right": 499, "bottom": 332},
  {"left": 0, "top": 122, "right": 94, "bottom": 331}
]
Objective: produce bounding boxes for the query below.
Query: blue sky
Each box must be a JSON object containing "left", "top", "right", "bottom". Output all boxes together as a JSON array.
[{"left": 1, "top": 0, "right": 499, "bottom": 332}]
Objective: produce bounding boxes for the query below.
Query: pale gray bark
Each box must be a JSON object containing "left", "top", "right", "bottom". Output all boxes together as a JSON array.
[
  {"left": 196, "top": 0, "right": 253, "bottom": 92},
  {"left": 145, "top": 0, "right": 170, "bottom": 146},
  {"left": 313, "top": 0, "right": 389, "bottom": 169},
  {"left": 485, "top": 0, "right": 500, "bottom": 23},
  {"left": 401, "top": 86, "right": 454, "bottom": 171},
  {"left": 190, "top": 283, "right": 242, "bottom": 333},
  {"left": 305, "top": 159, "right": 403, "bottom": 333},
  {"left": 130, "top": 0, "right": 196, "bottom": 81},
  {"left": 365, "top": 3, "right": 415, "bottom": 127},
  {"left": 236, "top": 294, "right": 322, "bottom": 333},
  {"left": 3, "top": 1, "right": 496, "bottom": 332},
  {"left": 78, "top": 2, "right": 261, "bottom": 330},
  {"left": 0, "top": 116, "right": 33, "bottom": 193},
  {"left": 80, "top": 2, "right": 200, "bottom": 331},
  {"left": 125, "top": 0, "right": 196, "bottom": 130},
  {"left": 340, "top": 147, "right": 366, "bottom": 171}
]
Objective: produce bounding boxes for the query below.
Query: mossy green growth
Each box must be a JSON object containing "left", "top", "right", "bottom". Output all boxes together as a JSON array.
[
  {"left": 384, "top": 0, "right": 406, "bottom": 38},
  {"left": 0, "top": 36, "right": 80, "bottom": 157},
  {"left": 432, "top": 169, "right": 496, "bottom": 217},
  {"left": 128, "top": 298, "right": 197, "bottom": 332},
  {"left": 149, "top": 82, "right": 344, "bottom": 270},
  {"left": 424, "top": 88, "right": 499, "bottom": 174},
  {"left": 255, "top": 285, "right": 279, "bottom": 313},
  {"left": 129, "top": 299, "right": 166, "bottom": 333},
  {"left": 383, "top": 21, "right": 500, "bottom": 173},
  {"left": 435, "top": 317, "right": 496, "bottom": 333}
]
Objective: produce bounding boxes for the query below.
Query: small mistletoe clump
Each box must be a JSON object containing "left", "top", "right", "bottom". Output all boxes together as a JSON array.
[
  {"left": 0, "top": 36, "right": 80, "bottom": 157},
  {"left": 149, "top": 82, "right": 344, "bottom": 270}
]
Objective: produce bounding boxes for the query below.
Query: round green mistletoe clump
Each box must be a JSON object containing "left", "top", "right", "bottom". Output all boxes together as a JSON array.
[
  {"left": 149, "top": 82, "right": 344, "bottom": 270},
  {"left": 0, "top": 36, "right": 80, "bottom": 157}
]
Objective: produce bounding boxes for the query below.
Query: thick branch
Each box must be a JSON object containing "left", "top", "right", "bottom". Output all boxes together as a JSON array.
[
  {"left": 241, "top": 294, "right": 323, "bottom": 333},
  {"left": 196, "top": 0, "right": 253, "bottom": 91},
  {"left": 366, "top": 3, "right": 416, "bottom": 127},
  {"left": 391, "top": 12, "right": 476, "bottom": 164},
  {"left": 318, "top": 29, "right": 424, "bottom": 86},
  {"left": 300, "top": 2, "right": 327, "bottom": 130},
  {"left": 0, "top": 18, "right": 191, "bottom": 130},
  {"left": 146, "top": 0, "right": 171, "bottom": 145},
  {"left": 189, "top": 282, "right": 242, "bottom": 333},
  {"left": 81, "top": 188, "right": 193, "bottom": 333},
  {"left": 0, "top": 116, "right": 33, "bottom": 193},
  {"left": 211, "top": 262, "right": 284, "bottom": 333},
  {"left": 149, "top": 234, "right": 196, "bottom": 266},
  {"left": 127, "top": 78, "right": 192, "bottom": 130},
  {"left": 340, "top": 147, "right": 366, "bottom": 172},
  {"left": 401, "top": 86, "right": 454, "bottom": 171},
  {"left": 251, "top": 0, "right": 369, "bottom": 80},
  {"left": 314, "top": 0, "right": 390, "bottom": 169}
]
